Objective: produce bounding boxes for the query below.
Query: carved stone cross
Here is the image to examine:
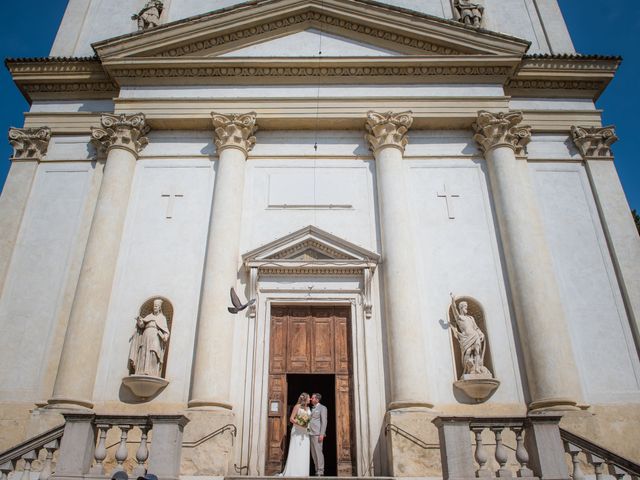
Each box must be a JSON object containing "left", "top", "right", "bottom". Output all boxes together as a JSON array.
[
  {"left": 161, "top": 192, "right": 184, "bottom": 219},
  {"left": 437, "top": 184, "right": 460, "bottom": 219}
]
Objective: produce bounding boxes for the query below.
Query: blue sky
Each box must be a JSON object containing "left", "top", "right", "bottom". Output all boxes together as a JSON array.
[{"left": 0, "top": 1, "right": 638, "bottom": 213}]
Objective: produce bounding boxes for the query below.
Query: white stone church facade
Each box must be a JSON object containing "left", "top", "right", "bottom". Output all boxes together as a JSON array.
[{"left": 1, "top": 0, "right": 639, "bottom": 479}]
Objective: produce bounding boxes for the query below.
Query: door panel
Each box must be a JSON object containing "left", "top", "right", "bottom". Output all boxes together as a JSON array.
[{"left": 267, "top": 306, "right": 355, "bottom": 476}]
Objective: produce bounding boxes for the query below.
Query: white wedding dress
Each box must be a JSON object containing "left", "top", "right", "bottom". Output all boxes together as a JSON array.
[{"left": 280, "top": 407, "right": 311, "bottom": 477}]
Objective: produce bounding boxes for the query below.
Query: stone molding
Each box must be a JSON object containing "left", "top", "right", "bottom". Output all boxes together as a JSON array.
[
  {"left": 472, "top": 111, "right": 532, "bottom": 155},
  {"left": 571, "top": 125, "right": 618, "bottom": 159},
  {"left": 8, "top": 127, "right": 51, "bottom": 161},
  {"left": 365, "top": 110, "right": 413, "bottom": 153},
  {"left": 211, "top": 112, "right": 258, "bottom": 155},
  {"left": 90, "top": 113, "right": 151, "bottom": 156}
]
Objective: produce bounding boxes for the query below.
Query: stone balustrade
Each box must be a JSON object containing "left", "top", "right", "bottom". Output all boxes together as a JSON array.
[
  {"left": 0, "top": 425, "right": 63, "bottom": 480},
  {"left": 561, "top": 429, "right": 640, "bottom": 480},
  {"left": 0, "top": 414, "right": 188, "bottom": 480},
  {"left": 435, "top": 415, "right": 572, "bottom": 480}
]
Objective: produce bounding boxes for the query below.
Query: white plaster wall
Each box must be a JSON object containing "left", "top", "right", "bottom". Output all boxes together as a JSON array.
[
  {"left": 93, "top": 158, "right": 214, "bottom": 405},
  {"left": 531, "top": 162, "right": 640, "bottom": 404},
  {"left": 0, "top": 163, "right": 94, "bottom": 401},
  {"left": 526, "top": 133, "right": 582, "bottom": 161},
  {"left": 483, "top": 0, "right": 550, "bottom": 53},
  {"left": 406, "top": 152, "right": 525, "bottom": 405}
]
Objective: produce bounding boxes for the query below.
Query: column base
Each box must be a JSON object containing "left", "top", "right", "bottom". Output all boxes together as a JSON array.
[
  {"left": 46, "top": 397, "right": 94, "bottom": 410},
  {"left": 528, "top": 398, "right": 580, "bottom": 412},
  {"left": 188, "top": 398, "right": 234, "bottom": 410},
  {"left": 385, "top": 408, "right": 441, "bottom": 477}
]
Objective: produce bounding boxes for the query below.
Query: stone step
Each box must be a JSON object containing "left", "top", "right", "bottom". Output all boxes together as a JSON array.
[{"left": 225, "top": 477, "right": 395, "bottom": 480}]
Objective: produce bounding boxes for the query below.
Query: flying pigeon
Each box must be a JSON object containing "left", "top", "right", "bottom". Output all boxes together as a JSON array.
[{"left": 228, "top": 287, "right": 256, "bottom": 314}]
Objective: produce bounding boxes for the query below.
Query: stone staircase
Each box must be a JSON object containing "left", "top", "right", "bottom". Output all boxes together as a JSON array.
[{"left": 1, "top": 414, "right": 639, "bottom": 480}]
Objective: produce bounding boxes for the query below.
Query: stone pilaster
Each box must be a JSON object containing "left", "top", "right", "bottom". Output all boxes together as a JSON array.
[
  {"left": 188, "top": 112, "right": 257, "bottom": 409},
  {"left": 0, "top": 128, "right": 51, "bottom": 297},
  {"left": 365, "top": 110, "right": 432, "bottom": 410},
  {"left": 48, "top": 113, "right": 149, "bottom": 409},
  {"left": 474, "top": 110, "right": 582, "bottom": 411},
  {"left": 571, "top": 125, "right": 640, "bottom": 351}
]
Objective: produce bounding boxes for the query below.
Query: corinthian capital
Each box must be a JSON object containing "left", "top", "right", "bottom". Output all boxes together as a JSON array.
[
  {"left": 8, "top": 127, "right": 51, "bottom": 160},
  {"left": 211, "top": 112, "right": 258, "bottom": 155},
  {"left": 473, "top": 111, "right": 531, "bottom": 155},
  {"left": 365, "top": 111, "right": 413, "bottom": 153},
  {"left": 90, "top": 113, "right": 150, "bottom": 156},
  {"left": 571, "top": 125, "right": 618, "bottom": 158}
]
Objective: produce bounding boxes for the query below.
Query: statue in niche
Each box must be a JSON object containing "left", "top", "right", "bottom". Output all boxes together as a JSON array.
[
  {"left": 449, "top": 294, "right": 491, "bottom": 378},
  {"left": 453, "top": 0, "right": 484, "bottom": 28},
  {"left": 128, "top": 298, "right": 171, "bottom": 377},
  {"left": 132, "top": 0, "right": 163, "bottom": 31}
]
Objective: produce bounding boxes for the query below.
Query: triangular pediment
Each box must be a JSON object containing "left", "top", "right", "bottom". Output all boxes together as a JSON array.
[
  {"left": 220, "top": 29, "right": 403, "bottom": 57},
  {"left": 94, "top": 0, "right": 529, "bottom": 61},
  {"left": 243, "top": 225, "right": 380, "bottom": 266}
]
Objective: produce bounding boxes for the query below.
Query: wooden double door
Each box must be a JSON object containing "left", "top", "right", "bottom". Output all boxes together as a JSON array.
[{"left": 266, "top": 305, "right": 355, "bottom": 476}]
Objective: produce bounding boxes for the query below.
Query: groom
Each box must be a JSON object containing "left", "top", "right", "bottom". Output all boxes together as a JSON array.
[{"left": 309, "top": 393, "right": 327, "bottom": 476}]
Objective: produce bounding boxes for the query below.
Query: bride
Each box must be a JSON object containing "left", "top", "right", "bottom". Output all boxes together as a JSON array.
[{"left": 280, "top": 392, "right": 311, "bottom": 477}]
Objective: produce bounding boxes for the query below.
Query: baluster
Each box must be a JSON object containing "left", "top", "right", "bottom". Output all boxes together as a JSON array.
[
  {"left": 38, "top": 440, "right": 59, "bottom": 480},
  {"left": 588, "top": 453, "right": 605, "bottom": 480},
  {"left": 90, "top": 424, "right": 110, "bottom": 475},
  {"left": 610, "top": 465, "right": 628, "bottom": 480},
  {"left": 511, "top": 426, "right": 533, "bottom": 478},
  {"left": 132, "top": 425, "right": 150, "bottom": 478},
  {"left": 113, "top": 425, "right": 132, "bottom": 473},
  {"left": 472, "top": 427, "right": 491, "bottom": 478},
  {"left": 491, "top": 427, "right": 512, "bottom": 478},
  {"left": 0, "top": 461, "right": 14, "bottom": 480},
  {"left": 20, "top": 451, "right": 37, "bottom": 480},
  {"left": 565, "top": 443, "right": 585, "bottom": 480}
]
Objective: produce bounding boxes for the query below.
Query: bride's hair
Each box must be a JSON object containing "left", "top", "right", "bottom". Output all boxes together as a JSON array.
[{"left": 297, "top": 392, "right": 310, "bottom": 406}]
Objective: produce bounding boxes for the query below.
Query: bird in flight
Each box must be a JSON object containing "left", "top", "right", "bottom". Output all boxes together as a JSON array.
[{"left": 228, "top": 287, "right": 256, "bottom": 314}]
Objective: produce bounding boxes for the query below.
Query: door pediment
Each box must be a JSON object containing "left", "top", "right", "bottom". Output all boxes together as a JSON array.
[
  {"left": 243, "top": 225, "right": 380, "bottom": 270},
  {"left": 94, "top": 0, "right": 530, "bottom": 61}
]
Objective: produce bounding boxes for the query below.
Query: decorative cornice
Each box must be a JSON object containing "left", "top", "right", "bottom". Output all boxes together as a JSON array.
[
  {"left": 90, "top": 113, "right": 150, "bottom": 156},
  {"left": 269, "top": 239, "right": 353, "bottom": 260},
  {"left": 8, "top": 127, "right": 51, "bottom": 160},
  {"left": 108, "top": 62, "right": 513, "bottom": 84},
  {"left": 473, "top": 111, "right": 531, "bottom": 155},
  {"left": 570, "top": 125, "right": 618, "bottom": 159},
  {"left": 365, "top": 111, "right": 413, "bottom": 153},
  {"left": 211, "top": 112, "right": 257, "bottom": 155},
  {"left": 156, "top": 11, "right": 461, "bottom": 57}
]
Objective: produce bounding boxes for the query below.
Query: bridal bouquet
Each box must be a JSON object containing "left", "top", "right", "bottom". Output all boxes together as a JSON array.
[{"left": 294, "top": 409, "right": 311, "bottom": 429}]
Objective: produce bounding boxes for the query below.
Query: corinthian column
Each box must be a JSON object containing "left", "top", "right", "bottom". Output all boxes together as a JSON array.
[
  {"left": 571, "top": 126, "right": 640, "bottom": 349},
  {"left": 48, "top": 113, "right": 149, "bottom": 409},
  {"left": 0, "top": 127, "right": 51, "bottom": 296},
  {"left": 473, "top": 111, "right": 581, "bottom": 410},
  {"left": 188, "top": 112, "right": 257, "bottom": 409},
  {"left": 365, "top": 111, "right": 432, "bottom": 410}
]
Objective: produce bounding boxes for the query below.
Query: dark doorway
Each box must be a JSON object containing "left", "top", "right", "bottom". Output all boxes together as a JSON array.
[{"left": 285, "top": 374, "right": 337, "bottom": 476}]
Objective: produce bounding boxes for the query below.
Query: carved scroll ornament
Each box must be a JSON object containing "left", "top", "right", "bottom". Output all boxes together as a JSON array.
[
  {"left": 571, "top": 125, "right": 618, "bottom": 158},
  {"left": 365, "top": 111, "right": 413, "bottom": 153},
  {"left": 8, "top": 127, "right": 51, "bottom": 160},
  {"left": 473, "top": 110, "right": 532, "bottom": 155},
  {"left": 91, "top": 113, "right": 150, "bottom": 156},
  {"left": 211, "top": 112, "right": 258, "bottom": 155}
]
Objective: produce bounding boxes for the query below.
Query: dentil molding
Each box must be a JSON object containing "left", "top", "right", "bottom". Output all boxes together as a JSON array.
[
  {"left": 8, "top": 127, "right": 52, "bottom": 161},
  {"left": 365, "top": 110, "right": 413, "bottom": 153},
  {"left": 90, "top": 113, "right": 151, "bottom": 156},
  {"left": 472, "top": 111, "right": 532, "bottom": 155}
]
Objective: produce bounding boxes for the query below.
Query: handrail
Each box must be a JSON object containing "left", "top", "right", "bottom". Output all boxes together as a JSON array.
[
  {"left": 560, "top": 428, "right": 640, "bottom": 476},
  {"left": 182, "top": 423, "right": 237, "bottom": 448},
  {"left": 384, "top": 423, "right": 435, "bottom": 450},
  {"left": 0, "top": 424, "right": 64, "bottom": 465}
]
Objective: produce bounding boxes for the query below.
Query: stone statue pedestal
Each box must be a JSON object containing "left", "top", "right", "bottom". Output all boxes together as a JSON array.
[
  {"left": 454, "top": 374, "right": 500, "bottom": 401},
  {"left": 122, "top": 375, "right": 169, "bottom": 399}
]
